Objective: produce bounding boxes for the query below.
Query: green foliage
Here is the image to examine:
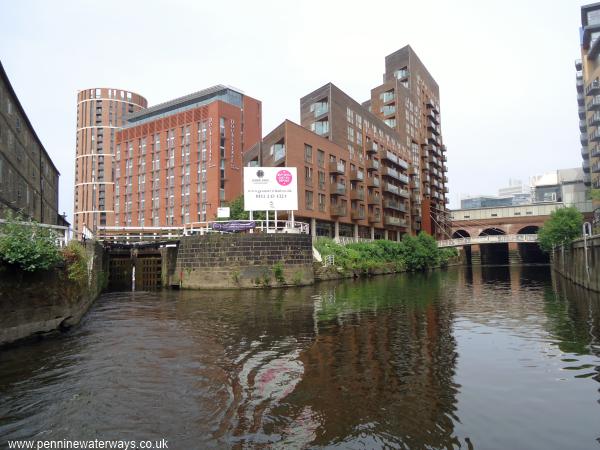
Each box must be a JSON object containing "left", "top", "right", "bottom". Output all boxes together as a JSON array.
[
  {"left": 292, "top": 270, "right": 304, "bottom": 285},
  {"left": 224, "top": 195, "right": 265, "bottom": 220},
  {"left": 62, "top": 241, "right": 89, "bottom": 287},
  {"left": 97, "top": 270, "right": 109, "bottom": 291},
  {"left": 591, "top": 188, "right": 600, "bottom": 201},
  {"left": 272, "top": 262, "right": 285, "bottom": 284},
  {"left": 262, "top": 272, "right": 271, "bottom": 286},
  {"left": 231, "top": 269, "right": 241, "bottom": 285},
  {"left": 314, "top": 232, "right": 450, "bottom": 273},
  {"left": 0, "top": 213, "right": 62, "bottom": 271},
  {"left": 538, "top": 207, "right": 583, "bottom": 252}
]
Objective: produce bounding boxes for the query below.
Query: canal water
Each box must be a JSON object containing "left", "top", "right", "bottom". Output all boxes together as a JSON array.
[{"left": 1, "top": 266, "right": 599, "bottom": 449}]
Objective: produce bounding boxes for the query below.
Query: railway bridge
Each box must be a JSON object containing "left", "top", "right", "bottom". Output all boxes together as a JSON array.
[{"left": 449, "top": 203, "right": 562, "bottom": 265}]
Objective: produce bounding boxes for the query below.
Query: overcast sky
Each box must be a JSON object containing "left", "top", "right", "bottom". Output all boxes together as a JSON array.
[{"left": 0, "top": 0, "right": 585, "bottom": 222}]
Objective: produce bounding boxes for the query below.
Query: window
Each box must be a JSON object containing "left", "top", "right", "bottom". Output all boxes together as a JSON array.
[
  {"left": 346, "top": 107, "right": 354, "bottom": 124},
  {"left": 347, "top": 126, "right": 354, "bottom": 142},
  {"left": 318, "top": 193, "right": 326, "bottom": 212},
  {"left": 305, "top": 190, "right": 313, "bottom": 210},
  {"left": 380, "top": 90, "right": 395, "bottom": 103},
  {"left": 311, "top": 120, "right": 329, "bottom": 136},
  {"left": 317, "top": 149, "right": 325, "bottom": 168},
  {"left": 394, "top": 67, "right": 408, "bottom": 79},
  {"left": 310, "top": 100, "right": 328, "bottom": 117},
  {"left": 304, "top": 144, "right": 313, "bottom": 163},
  {"left": 318, "top": 171, "right": 325, "bottom": 190},
  {"left": 271, "top": 142, "right": 285, "bottom": 161},
  {"left": 305, "top": 166, "right": 313, "bottom": 185}
]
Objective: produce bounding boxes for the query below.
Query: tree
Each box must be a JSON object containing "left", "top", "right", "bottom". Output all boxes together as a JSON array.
[
  {"left": 537, "top": 206, "right": 583, "bottom": 252},
  {"left": 221, "top": 195, "right": 265, "bottom": 220},
  {"left": 0, "top": 213, "right": 62, "bottom": 271}
]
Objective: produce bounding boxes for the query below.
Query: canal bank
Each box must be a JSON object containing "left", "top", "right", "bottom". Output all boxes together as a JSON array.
[
  {"left": 552, "top": 234, "right": 600, "bottom": 292},
  {"left": 0, "top": 241, "right": 107, "bottom": 346}
]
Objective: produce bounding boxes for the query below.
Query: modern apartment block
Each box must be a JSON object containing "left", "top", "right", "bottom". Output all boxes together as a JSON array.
[
  {"left": 74, "top": 87, "right": 147, "bottom": 233},
  {"left": 245, "top": 119, "right": 404, "bottom": 239},
  {"left": 366, "top": 46, "right": 449, "bottom": 239},
  {"left": 578, "top": 3, "right": 600, "bottom": 210},
  {"left": 296, "top": 83, "right": 411, "bottom": 240},
  {"left": 245, "top": 46, "right": 448, "bottom": 241},
  {"left": 113, "top": 85, "right": 261, "bottom": 227},
  {"left": 0, "top": 61, "right": 60, "bottom": 225}
]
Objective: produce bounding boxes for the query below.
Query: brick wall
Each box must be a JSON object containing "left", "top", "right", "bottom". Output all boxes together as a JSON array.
[{"left": 175, "top": 233, "right": 314, "bottom": 289}]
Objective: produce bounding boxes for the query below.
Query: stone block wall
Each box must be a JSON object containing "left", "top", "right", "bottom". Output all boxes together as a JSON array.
[
  {"left": 553, "top": 235, "right": 600, "bottom": 292},
  {"left": 175, "top": 234, "right": 314, "bottom": 289},
  {"left": 0, "top": 241, "right": 106, "bottom": 346}
]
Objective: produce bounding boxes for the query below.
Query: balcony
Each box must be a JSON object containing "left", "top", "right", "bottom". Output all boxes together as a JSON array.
[
  {"left": 593, "top": 162, "right": 600, "bottom": 173},
  {"left": 589, "top": 113, "right": 600, "bottom": 127},
  {"left": 367, "top": 176, "right": 380, "bottom": 188},
  {"left": 592, "top": 146, "right": 600, "bottom": 157},
  {"left": 367, "top": 193, "right": 380, "bottom": 205},
  {"left": 427, "top": 121, "right": 440, "bottom": 135},
  {"left": 350, "top": 169, "right": 364, "bottom": 181},
  {"left": 577, "top": 76, "right": 584, "bottom": 93},
  {"left": 272, "top": 144, "right": 285, "bottom": 162},
  {"left": 444, "top": 186, "right": 449, "bottom": 193},
  {"left": 330, "top": 182, "right": 346, "bottom": 196},
  {"left": 367, "top": 142, "right": 378, "bottom": 154},
  {"left": 583, "top": 159, "right": 590, "bottom": 173},
  {"left": 379, "top": 149, "right": 399, "bottom": 165},
  {"left": 329, "top": 161, "right": 345, "bottom": 174},
  {"left": 368, "top": 211, "right": 381, "bottom": 223},
  {"left": 588, "top": 96, "right": 600, "bottom": 111},
  {"left": 384, "top": 215, "right": 407, "bottom": 227},
  {"left": 350, "top": 189, "right": 365, "bottom": 201},
  {"left": 311, "top": 101, "right": 329, "bottom": 118},
  {"left": 584, "top": 172, "right": 591, "bottom": 186},
  {"left": 580, "top": 119, "right": 588, "bottom": 132},
  {"left": 579, "top": 106, "right": 586, "bottom": 120},
  {"left": 578, "top": 93, "right": 585, "bottom": 106},
  {"left": 587, "top": 79, "right": 600, "bottom": 97},
  {"left": 366, "top": 159, "right": 380, "bottom": 171},
  {"left": 383, "top": 182, "right": 400, "bottom": 195},
  {"left": 590, "top": 130, "right": 600, "bottom": 142},
  {"left": 331, "top": 205, "right": 347, "bottom": 216},
  {"left": 351, "top": 209, "right": 366, "bottom": 221},
  {"left": 582, "top": 133, "right": 589, "bottom": 145},
  {"left": 427, "top": 109, "right": 439, "bottom": 124},
  {"left": 381, "top": 166, "right": 408, "bottom": 183},
  {"left": 383, "top": 199, "right": 407, "bottom": 212}
]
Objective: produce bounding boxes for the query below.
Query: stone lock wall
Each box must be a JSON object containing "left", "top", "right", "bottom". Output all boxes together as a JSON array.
[
  {"left": 553, "top": 235, "right": 600, "bottom": 293},
  {"left": 0, "top": 241, "right": 107, "bottom": 346},
  {"left": 175, "top": 234, "right": 314, "bottom": 289}
]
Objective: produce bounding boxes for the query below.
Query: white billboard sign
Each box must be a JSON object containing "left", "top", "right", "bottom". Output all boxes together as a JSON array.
[
  {"left": 244, "top": 167, "right": 298, "bottom": 211},
  {"left": 217, "top": 207, "right": 230, "bottom": 218}
]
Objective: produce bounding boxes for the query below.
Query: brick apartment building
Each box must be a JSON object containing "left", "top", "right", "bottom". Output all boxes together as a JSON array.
[
  {"left": 366, "top": 46, "right": 449, "bottom": 239},
  {"left": 113, "top": 86, "right": 261, "bottom": 227},
  {"left": 246, "top": 45, "right": 449, "bottom": 240},
  {"left": 0, "top": 61, "right": 61, "bottom": 225},
  {"left": 74, "top": 87, "right": 147, "bottom": 233}
]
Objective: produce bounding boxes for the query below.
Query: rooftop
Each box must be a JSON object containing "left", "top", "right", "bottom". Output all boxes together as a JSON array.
[{"left": 125, "top": 84, "right": 246, "bottom": 127}]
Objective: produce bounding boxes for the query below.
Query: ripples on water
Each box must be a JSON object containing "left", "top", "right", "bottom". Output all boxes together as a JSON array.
[{"left": 1, "top": 266, "right": 599, "bottom": 449}]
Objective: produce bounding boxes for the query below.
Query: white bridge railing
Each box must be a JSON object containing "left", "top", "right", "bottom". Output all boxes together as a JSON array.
[
  {"left": 97, "top": 220, "right": 309, "bottom": 243},
  {"left": 438, "top": 234, "right": 538, "bottom": 248}
]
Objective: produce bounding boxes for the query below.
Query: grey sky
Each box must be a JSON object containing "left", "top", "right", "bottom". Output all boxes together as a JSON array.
[{"left": 0, "top": 0, "right": 584, "bottom": 222}]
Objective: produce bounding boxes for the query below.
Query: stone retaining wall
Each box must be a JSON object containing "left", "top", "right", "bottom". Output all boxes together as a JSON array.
[
  {"left": 175, "top": 234, "right": 314, "bottom": 289},
  {"left": 0, "top": 241, "right": 106, "bottom": 346}
]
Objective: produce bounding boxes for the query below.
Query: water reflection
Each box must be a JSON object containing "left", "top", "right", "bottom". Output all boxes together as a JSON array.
[{"left": 0, "top": 267, "right": 599, "bottom": 449}]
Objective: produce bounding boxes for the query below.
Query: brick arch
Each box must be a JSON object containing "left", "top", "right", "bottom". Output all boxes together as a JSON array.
[{"left": 479, "top": 227, "right": 506, "bottom": 236}]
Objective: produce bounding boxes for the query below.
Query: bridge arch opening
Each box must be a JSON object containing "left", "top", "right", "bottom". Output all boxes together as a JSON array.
[
  {"left": 479, "top": 228, "right": 508, "bottom": 265},
  {"left": 516, "top": 225, "right": 549, "bottom": 264},
  {"left": 452, "top": 230, "right": 472, "bottom": 264},
  {"left": 452, "top": 230, "right": 470, "bottom": 238}
]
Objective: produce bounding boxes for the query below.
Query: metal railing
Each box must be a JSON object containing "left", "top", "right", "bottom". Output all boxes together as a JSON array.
[
  {"left": 437, "top": 234, "right": 538, "bottom": 248},
  {"left": 0, "top": 219, "right": 72, "bottom": 247},
  {"left": 97, "top": 219, "right": 310, "bottom": 243}
]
